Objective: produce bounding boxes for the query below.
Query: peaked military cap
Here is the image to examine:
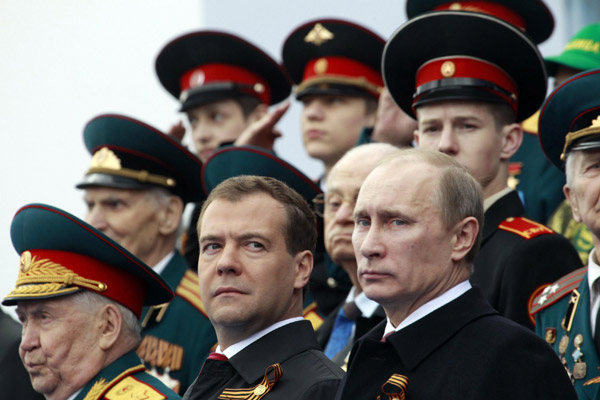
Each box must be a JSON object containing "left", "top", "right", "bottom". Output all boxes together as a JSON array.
[
  {"left": 405, "top": 0, "right": 554, "bottom": 44},
  {"left": 383, "top": 11, "right": 547, "bottom": 122},
  {"left": 545, "top": 23, "right": 600, "bottom": 77},
  {"left": 76, "top": 114, "right": 205, "bottom": 204},
  {"left": 202, "top": 145, "right": 321, "bottom": 203},
  {"left": 155, "top": 30, "right": 292, "bottom": 112},
  {"left": 539, "top": 68, "right": 600, "bottom": 170},
  {"left": 2, "top": 204, "right": 173, "bottom": 318},
  {"left": 282, "top": 18, "right": 385, "bottom": 100}
]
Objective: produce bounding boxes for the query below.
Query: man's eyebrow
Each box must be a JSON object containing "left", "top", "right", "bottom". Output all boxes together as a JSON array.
[
  {"left": 199, "top": 234, "right": 221, "bottom": 243},
  {"left": 237, "top": 232, "right": 272, "bottom": 246}
]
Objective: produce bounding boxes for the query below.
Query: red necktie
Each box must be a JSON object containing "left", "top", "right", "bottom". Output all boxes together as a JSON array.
[{"left": 207, "top": 352, "right": 228, "bottom": 361}]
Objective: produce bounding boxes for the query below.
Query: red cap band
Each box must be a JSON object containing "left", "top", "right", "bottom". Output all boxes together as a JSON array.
[
  {"left": 301, "top": 56, "right": 383, "bottom": 96},
  {"left": 180, "top": 63, "right": 271, "bottom": 104},
  {"left": 434, "top": 2, "right": 526, "bottom": 30},
  {"left": 415, "top": 56, "right": 518, "bottom": 114},
  {"left": 26, "top": 249, "right": 147, "bottom": 317}
]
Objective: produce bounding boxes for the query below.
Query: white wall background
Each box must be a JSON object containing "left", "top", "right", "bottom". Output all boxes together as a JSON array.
[{"left": 1, "top": 0, "right": 598, "bottom": 319}]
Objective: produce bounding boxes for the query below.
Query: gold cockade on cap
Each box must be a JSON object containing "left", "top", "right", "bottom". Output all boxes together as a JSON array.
[{"left": 305, "top": 23, "right": 334, "bottom": 46}]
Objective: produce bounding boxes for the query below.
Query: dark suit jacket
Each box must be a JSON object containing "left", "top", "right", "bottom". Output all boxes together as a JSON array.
[
  {"left": 472, "top": 191, "right": 582, "bottom": 328},
  {"left": 335, "top": 287, "right": 576, "bottom": 399},
  {"left": 183, "top": 320, "right": 344, "bottom": 400}
]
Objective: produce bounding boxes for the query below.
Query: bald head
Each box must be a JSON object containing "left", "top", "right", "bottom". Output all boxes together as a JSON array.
[{"left": 324, "top": 143, "right": 398, "bottom": 274}]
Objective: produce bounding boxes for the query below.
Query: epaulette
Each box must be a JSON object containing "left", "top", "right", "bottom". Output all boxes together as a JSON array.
[
  {"left": 303, "top": 301, "right": 324, "bottom": 330},
  {"left": 104, "top": 376, "right": 167, "bottom": 400},
  {"left": 498, "top": 216, "right": 554, "bottom": 239},
  {"left": 529, "top": 267, "right": 587, "bottom": 316},
  {"left": 175, "top": 270, "right": 208, "bottom": 317}
]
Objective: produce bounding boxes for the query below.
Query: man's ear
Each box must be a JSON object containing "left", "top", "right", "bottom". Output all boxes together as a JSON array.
[
  {"left": 98, "top": 304, "right": 123, "bottom": 351},
  {"left": 293, "top": 250, "right": 313, "bottom": 290},
  {"left": 500, "top": 123, "right": 523, "bottom": 160},
  {"left": 159, "top": 196, "right": 184, "bottom": 235},
  {"left": 247, "top": 103, "right": 269, "bottom": 124},
  {"left": 450, "top": 216, "right": 479, "bottom": 263},
  {"left": 564, "top": 184, "right": 582, "bottom": 223}
]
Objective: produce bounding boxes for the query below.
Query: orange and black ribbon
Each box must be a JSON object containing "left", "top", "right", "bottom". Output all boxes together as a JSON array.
[
  {"left": 377, "top": 374, "right": 409, "bottom": 400},
  {"left": 218, "top": 363, "right": 282, "bottom": 400}
]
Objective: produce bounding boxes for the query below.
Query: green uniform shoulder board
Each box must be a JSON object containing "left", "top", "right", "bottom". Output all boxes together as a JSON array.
[
  {"left": 498, "top": 216, "right": 554, "bottom": 239},
  {"left": 529, "top": 267, "right": 587, "bottom": 316},
  {"left": 175, "top": 269, "right": 208, "bottom": 317},
  {"left": 105, "top": 376, "right": 167, "bottom": 400}
]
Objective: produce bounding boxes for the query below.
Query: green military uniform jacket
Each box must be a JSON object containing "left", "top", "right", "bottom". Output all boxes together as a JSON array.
[
  {"left": 137, "top": 252, "right": 217, "bottom": 394},
  {"left": 74, "top": 351, "right": 180, "bottom": 400},
  {"left": 532, "top": 267, "right": 600, "bottom": 399}
]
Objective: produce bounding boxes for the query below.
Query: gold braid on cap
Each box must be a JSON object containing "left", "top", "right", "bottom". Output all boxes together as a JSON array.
[
  {"left": 295, "top": 76, "right": 383, "bottom": 97},
  {"left": 6, "top": 251, "right": 107, "bottom": 299},
  {"left": 86, "top": 147, "right": 176, "bottom": 188},
  {"left": 561, "top": 116, "right": 600, "bottom": 160}
]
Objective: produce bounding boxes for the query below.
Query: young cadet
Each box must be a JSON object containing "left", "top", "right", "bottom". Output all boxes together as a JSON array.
[
  {"left": 543, "top": 23, "right": 600, "bottom": 265},
  {"left": 405, "top": 0, "right": 562, "bottom": 225},
  {"left": 383, "top": 10, "right": 582, "bottom": 328},
  {"left": 3, "top": 204, "right": 180, "bottom": 400},
  {"left": 77, "top": 114, "right": 216, "bottom": 394},
  {"left": 155, "top": 30, "right": 292, "bottom": 269},
  {"left": 282, "top": 18, "right": 383, "bottom": 184},
  {"left": 531, "top": 69, "right": 600, "bottom": 398}
]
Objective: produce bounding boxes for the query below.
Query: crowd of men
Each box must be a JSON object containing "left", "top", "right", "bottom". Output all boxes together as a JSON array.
[{"left": 3, "top": 1, "right": 600, "bottom": 399}]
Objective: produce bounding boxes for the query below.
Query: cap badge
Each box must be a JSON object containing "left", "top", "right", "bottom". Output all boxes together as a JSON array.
[
  {"left": 90, "top": 147, "right": 122, "bottom": 171},
  {"left": 190, "top": 70, "right": 206, "bottom": 88},
  {"left": 449, "top": 3, "right": 463, "bottom": 10},
  {"left": 441, "top": 61, "right": 456, "bottom": 78},
  {"left": 314, "top": 58, "right": 329, "bottom": 75},
  {"left": 590, "top": 116, "right": 600, "bottom": 128},
  {"left": 20, "top": 251, "right": 32, "bottom": 273},
  {"left": 305, "top": 23, "right": 334, "bottom": 46},
  {"left": 254, "top": 83, "right": 265, "bottom": 94}
]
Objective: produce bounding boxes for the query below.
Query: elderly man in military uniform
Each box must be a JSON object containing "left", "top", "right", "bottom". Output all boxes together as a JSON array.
[
  {"left": 530, "top": 68, "right": 600, "bottom": 399},
  {"left": 384, "top": 9, "right": 582, "bottom": 328},
  {"left": 3, "top": 203, "right": 180, "bottom": 400},
  {"left": 78, "top": 114, "right": 216, "bottom": 394},
  {"left": 183, "top": 175, "right": 344, "bottom": 400}
]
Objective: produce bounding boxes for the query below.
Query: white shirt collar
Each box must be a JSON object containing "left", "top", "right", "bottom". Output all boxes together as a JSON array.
[
  {"left": 588, "top": 248, "right": 600, "bottom": 294},
  {"left": 217, "top": 317, "right": 304, "bottom": 358},
  {"left": 152, "top": 251, "right": 176, "bottom": 275},
  {"left": 383, "top": 281, "right": 472, "bottom": 337},
  {"left": 346, "top": 286, "right": 379, "bottom": 318},
  {"left": 67, "top": 389, "right": 82, "bottom": 400}
]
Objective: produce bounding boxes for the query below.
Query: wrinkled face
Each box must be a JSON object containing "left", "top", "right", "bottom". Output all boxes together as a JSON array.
[
  {"left": 300, "top": 94, "right": 374, "bottom": 168},
  {"left": 84, "top": 187, "right": 163, "bottom": 264},
  {"left": 197, "top": 193, "right": 308, "bottom": 342},
  {"left": 566, "top": 150, "right": 600, "bottom": 240},
  {"left": 325, "top": 156, "right": 379, "bottom": 266},
  {"left": 352, "top": 162, "right": 456, "bottom": 309},
  {"left": 187, "top": 99, "right": 250, "bottom": 162},
  {"left": 16, "top": 297, "right": 100, "bottom": 400},
  {"left": 415, "top": 101, "right": 503, "bottom": 190}
]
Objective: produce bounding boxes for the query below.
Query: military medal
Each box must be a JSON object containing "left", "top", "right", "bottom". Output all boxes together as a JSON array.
[
  {"left": 558, "top": 335, "right": 569, "bottom": 355},
  {"left": 572, "top": 334, "right": 587, "bottom": 380},
  {"left": 545, "top": 328, "right": 557, "bottom": 345}
]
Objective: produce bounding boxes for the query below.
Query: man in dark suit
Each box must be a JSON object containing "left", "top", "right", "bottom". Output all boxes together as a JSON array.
[
  {"left": 335, "top": 147, "right": 575, "bottom": 399},
  {"left": 184, "top": 176, "right": 344, "bottom": 400},
  {"left": 384, "top": 10, "right": 582, "bottom": 329},
  {"left": 315, "top": 143, "right": 397, "bottom": 368}
]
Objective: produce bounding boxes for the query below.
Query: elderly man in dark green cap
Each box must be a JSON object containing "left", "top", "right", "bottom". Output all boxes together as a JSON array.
[
  {"left": 3, "top": 203, "right": 180, "bottom": 400},
  {"left": 77, "top": 114, "right": 216, "bottom": 394},
  {"left": 530, "top": 68, "right": 600, "bottom": 399}
]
